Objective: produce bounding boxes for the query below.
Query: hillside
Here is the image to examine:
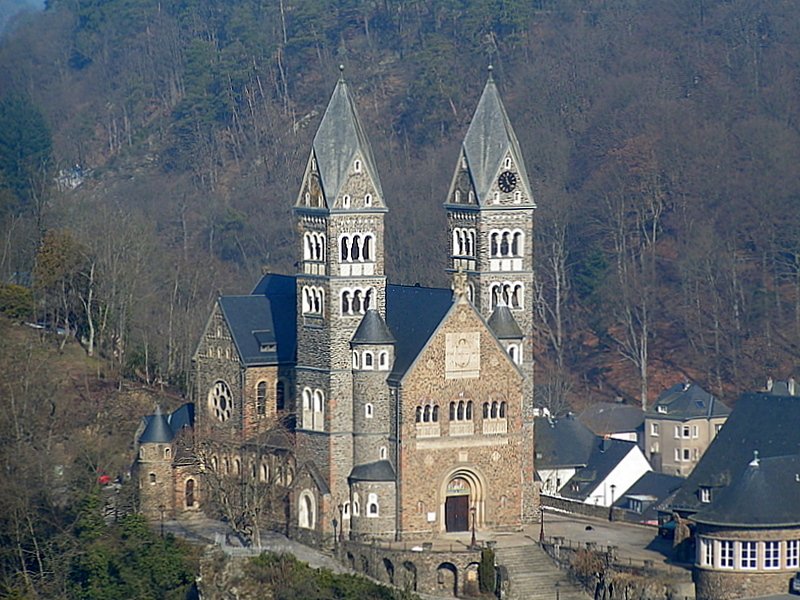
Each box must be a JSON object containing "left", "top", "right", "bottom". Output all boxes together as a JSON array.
[{"left": 1, "top": 1, "right": 799, "bottom": 410}]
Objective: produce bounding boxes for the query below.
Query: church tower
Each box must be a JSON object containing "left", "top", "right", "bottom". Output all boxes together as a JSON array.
[
  {"left": 293, "top": 68, "right": 388, "bottom": 517},
  {"left": 444, "top": 67, "right": 537, "bottom": 521}
]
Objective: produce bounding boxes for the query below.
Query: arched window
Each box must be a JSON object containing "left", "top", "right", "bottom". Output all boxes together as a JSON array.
[
  {"left": 256, "top": 381, "right": 267, "bottom": 416},
  {"left": 341, "top": 237, "right": 349, "bottom": 261},
  {"left": 364, "top": 352, "right": 374, "bottom": 368},
  {"left": 379, "top": 351, "right": 388, "bottom": 369},
  {"left": 491, "top": 402, "right": 498, "bottom": 419},
  {"left": 454, "top": 190, "right": 461, "bottom": 203},
  {"left": 424, "top": 405, "right": 431, "bottom": 422},
  {"left": 352, "top": 351, "right": 360, "bottom": 369},
  {"left": 353, "top": 493, "right": 360, "bottom": 516},
  {"left": 490, "top": 231, "right": 499, "bottom": 257},
  {"left": 500, "top": 402, "right": 507, "bottom": 418},
  {"left": 233, "top": 458, "right": 241, "bottom": 476},
  {"left": 313, "top": 389, "right": 324, "bottom": 431},
  {"left": 363, "top": 234, "right": 372, "bottom": 260},
  {"left": 432, "top": 405, "right": 439, "bottom": 422},
  {"left": 364, "top": 193, "right": 372, "bottom": 207},
  {"left": 260, "top": 463, "right": 269, "bottom": 482},
  {"left": 466, "top": 401, "right": 473, "bottom": 420},
  {"left": 482, "top": 403, "right": 489, "bottom": 419},
  {"left": 380, "top": 446, "right": 387, "bottom": 460},
  {"left": 185, "top": 479, "right": 195, "bottom": 507},
  {"left": 354, "top": 159, "right": 362, "bottom": 173},
  {"left": 302, "top": 387, "right": 313, "bottom": 429},
  {"left": 365, "top": 403, "right": 374, "bottom": 418},
  {"left": 508, "top": 345, "right": 517, "bottom": 364},
  {"left": 276, "top": 380, "right": 285, "bottom": 411},
  {"left": 299, "top": 491, "right": 315, "bottom": 529},
  {"left": 367, "top": 493, "right": 379, "bottom": 517},
  {"left": 512, "top": 231, "right": 523, "bottom": 256},
  {"left": 457, "top": 401, "right": 465, "bottom": 420},
  {"left": 504, "top": 156, "right": 512, "bottom": 169},
  {"left": 449, "top": 402, "right": 456, "bottom": 421},
  {"left": 343, "top": 194, "right": 351, "bottom": 208},
  {"left": 164, "top": 447, "right": 171, "bottom": 459},
  {"left": 416, "top": 406, "right": 422, "bottom": 423},
  {"left": 149, "top": 472, "right": 156, "bottom": 484}
]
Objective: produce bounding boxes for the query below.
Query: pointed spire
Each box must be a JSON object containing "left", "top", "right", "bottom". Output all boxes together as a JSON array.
[
  {"left": 461, "top": 69, "right": 533, "bottom": 205},
  {"left": 140, "top": 405, "right": 173, "bottom": 444},
  {"left": 351, "top": 309, "right": 394, "bottom": 345},
  {"left": 488, "top": 304, "right": 523, "bottom": 340},
  {"left": 311, "top": 70, "right": 384, "bottom": 205}
]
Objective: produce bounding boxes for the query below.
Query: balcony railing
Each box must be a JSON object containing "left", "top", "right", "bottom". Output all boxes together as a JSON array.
[{"left": 482, "top": 419, "right": 507, "bottom": 435}]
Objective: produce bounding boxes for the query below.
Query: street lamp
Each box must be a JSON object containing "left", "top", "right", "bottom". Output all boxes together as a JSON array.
[
  {"left": 337, "top": 503, "right": 344, "bottom": 543},
  {"left": 609, "top": 484, "right": 616, "bottom": 521},
  {"left": 539, "top": 506, "right": 545, "bottom": 542},
  {"left": 470, "top": 506, "right": 477, "bottom": 549}
]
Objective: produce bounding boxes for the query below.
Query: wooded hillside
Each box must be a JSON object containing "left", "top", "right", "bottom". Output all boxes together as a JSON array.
[{"left": 1, "top": 0, "right": 798, "bottom": 408}]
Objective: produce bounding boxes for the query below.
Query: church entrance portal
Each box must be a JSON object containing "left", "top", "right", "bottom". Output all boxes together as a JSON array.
[{"left": 445, "top": 477, "right": 470, "bottom": 532}]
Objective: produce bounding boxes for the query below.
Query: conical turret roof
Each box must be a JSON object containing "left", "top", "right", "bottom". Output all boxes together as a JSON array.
[
  {"left": 462, "top": 69, "right": 532, "bottom": 204},
  {"left": 139, "top": 405, "right": 173, "bottom": 444},
  {"left": 312, "top": 70, "right": 384, "bottom": 204},
  {"left": 487, "top": 303, "right": 523, "bottom": 340},
  {"left": 351, "top": 309, "right": 394, "bottom": 345}
]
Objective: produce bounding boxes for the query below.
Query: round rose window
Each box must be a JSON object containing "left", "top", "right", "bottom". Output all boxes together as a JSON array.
[{"left": 208, "top": 380, "right": 233, "bottom": 422}]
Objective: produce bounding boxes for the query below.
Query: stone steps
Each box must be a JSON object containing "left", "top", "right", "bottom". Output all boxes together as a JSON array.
[{"left": 495, "top": 544, "right": 590, "bottom": 600}]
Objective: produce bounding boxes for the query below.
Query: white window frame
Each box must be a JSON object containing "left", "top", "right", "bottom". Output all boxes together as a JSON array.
[
  {"left": 367, "top": 493, "right": 379, "bottom": 517},
  {"left": 365, "top": 403, "right": 373, "bottom": 419},
  {"left": 354, "top": 159, "right": 362, "bottom": 173},
  {"left": 700, "top": 487, "right": 711, "bottom": 503},
  {"left": 787, "top": 540, "right": 799, "bottom": 568},
  {"left": 764, "top": 541, "right": 780, "bottom": 569},
  {"left": 739, "top": 541, "right": 757, "bottom": 570},
  {"left": 719, "top": 540, "right": 734, "bottom": 569},
  {"left": 650, "top": 422, "right": 659, "bottom": 437}
]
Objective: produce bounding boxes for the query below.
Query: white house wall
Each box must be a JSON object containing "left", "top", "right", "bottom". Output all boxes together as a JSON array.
[
  {"left": 538, "top": 467, "right": 578, "bottom": 495},
  {"left": 584, "top": 447, "right": 651, "bottom": 507}
]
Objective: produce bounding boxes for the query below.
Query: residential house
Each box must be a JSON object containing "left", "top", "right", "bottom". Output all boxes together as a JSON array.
[
  {"left": 612, "top": 471, "right": 683, "bottom": 526},
  {"left": 560, "top": 437, "right": 651, "bottom": 508},
  {"left": 579, "top": 401, "right": 644, "bottom": 445},
  {"left": 534, "top": 414, "right": 596, "bottom": 495},
  {"left": 644, "top": 382, "right": 730, "bottom": 476}
]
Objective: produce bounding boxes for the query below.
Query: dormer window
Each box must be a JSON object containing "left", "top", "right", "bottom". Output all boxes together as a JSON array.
[
  {"left": 700, "top": 487, "right": 711, "bottom": 503},
  {"left": 253, "top": 330, "right": 277, "bottom": 353},
  {"left": 354, "top": 159, "right": 362, "bottom": 173},
  {"left": 657, "top": 405, "right": 667, "bottom": 414}
]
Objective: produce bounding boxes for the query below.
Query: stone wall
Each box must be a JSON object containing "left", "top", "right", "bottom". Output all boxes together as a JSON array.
[
  {"left": 542, "top": 493, "right": 633, "bottom": 523},
  {"left": 340, "top": 540, "right": 484, "bottom": 597}
]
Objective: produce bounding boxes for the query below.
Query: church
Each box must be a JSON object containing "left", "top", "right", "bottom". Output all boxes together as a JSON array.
[{"left": 135, "top": 68, "right": 539, "bottom": 543}]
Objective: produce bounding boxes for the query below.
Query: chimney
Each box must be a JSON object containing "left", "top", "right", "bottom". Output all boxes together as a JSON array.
[{"left": 789, "top": 377, "right": 796, "bottom": 396}]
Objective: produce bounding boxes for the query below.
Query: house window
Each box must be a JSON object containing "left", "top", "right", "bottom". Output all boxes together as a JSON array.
[
  {"left": 714, "top": 423, "right": 723, "bottom": 435},
  {"left": 683, "top": 448, "right": 690, "bottom": 461},
  {"left": 657, "top": 405, "right": 667, "bottom": 414},
  {"left": 449, "top": 400, "right": 473, "bottom": 421},
  {"left": 256, "top": 381, "right": 267, "bottom": 416},
  {"left": 674, "top": 448, "right": 681, "bottom": 462},
  {"left": 740, "top": 541, "right": 757, "bottom": 570},
  {"left": 719, "top": 540, "right": 734, "bottom": 568},
  {"left": 364, "top": 352, "right": 374, "bottom": 369},
  {"left": 367, "top": 493, "right": 379, "bottom": 517},
  {"left": 699, "top": 538, "right": 712, "bottom": 567},
  {"left": 787, "top": 540, "right": 799, "bottom": 568},
  {"left": 692, "top": 425, "right": 698, "bottom": 438},
  {"left": 683, "top": 426, "right": 691, "bottom": 438},
  {"left": 650, "top": 423, "right": 659, "bottom": 437},
  {"left": 378, "top": 351, "right": 388, "bottom": 370},
  {"left": 416, "top": 403, "right": 439, "bottom": 423},
  {"left": 674, "top": 425, "right": 680, "bottom": 439},
  {"left": 764, "top": 541, "right": 780, "bottom": 569},
  {"left": 365, "top": 403, "right": 373, "bottom": 419},
  {"left": 700, "top": 487, "right": 711, "bottom": 503}
]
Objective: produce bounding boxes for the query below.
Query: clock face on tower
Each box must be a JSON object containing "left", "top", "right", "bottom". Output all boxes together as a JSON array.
[{"left": 498, "top": 170, "right": 517, "bottom": 193}]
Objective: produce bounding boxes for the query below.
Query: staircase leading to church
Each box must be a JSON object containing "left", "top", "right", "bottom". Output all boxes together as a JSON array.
[{"left": 495, "top": 543, "right": 590, "bottom": 600}]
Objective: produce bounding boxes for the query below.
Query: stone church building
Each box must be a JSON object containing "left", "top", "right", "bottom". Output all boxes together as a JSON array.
[{"left": 136, "top": 69, "right": 539, "bottom": 543}]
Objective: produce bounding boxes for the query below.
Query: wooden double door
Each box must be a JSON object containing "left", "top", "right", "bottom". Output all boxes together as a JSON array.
[{"left": 445, "top": 494, "right": 470, "bottom": 532}]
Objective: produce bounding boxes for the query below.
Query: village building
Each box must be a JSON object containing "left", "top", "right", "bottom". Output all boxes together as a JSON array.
[
  {"left": 644, "top": 382, "right": 730, "bottom": 476},
  {"left": 134, "top": 68, "right": 538, "bottom": 544}
]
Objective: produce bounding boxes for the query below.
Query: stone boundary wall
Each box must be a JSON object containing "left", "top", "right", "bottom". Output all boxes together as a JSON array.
[
  {"left": 542, "top": 493, "right": 641, "bottom": 524},
  {"left": 339, "top": 539, "right": 485, "bottom": 597}
]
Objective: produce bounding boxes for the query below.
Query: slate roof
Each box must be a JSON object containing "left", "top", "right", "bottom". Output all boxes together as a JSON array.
[
  {"left": 139, "top": 406, "right": 173, "bottom": 443},
  {"left": 487, "top": 304, "right": 523, "bottom": 340},
  {"left": 139, "top": 403, "right": 195, "bottom": 444},
  {"left": 560, "top": 438, "right": 640, "bottom": 502},
  {"left": 216, "top": 274, "right": 296, "bottom": 367},
  {"left": 647, "top": 383, "right": 730, "bottom": 421},
  {"left": 385, "top": 283, "right": 453, "bottom": 384},
  {"left": 614, "top": 471, "right": 684, "bottom": 524},
  {"left": 534, "top": 415, "right": 596, "bottom": 469},
  {"left": 351, "top": 309, "right": 395, "bottom": 345},
  {"left": 349, "top": 460, "right": 396, "bottom": 482},
  {"left": 668, "top": 390, "right": 800, "bottom": 516},
  {"left": 691, "top": 454, "right": 800, "bottom": 527},
  {"left": 312, "top": 72, "right": 383, "bottom": 204},
  {"left": 462, "top": 70, "right": 532, "bottom": 205},
  {"left": 579, "top": 402, "right": 644, "bottom": 437}
]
